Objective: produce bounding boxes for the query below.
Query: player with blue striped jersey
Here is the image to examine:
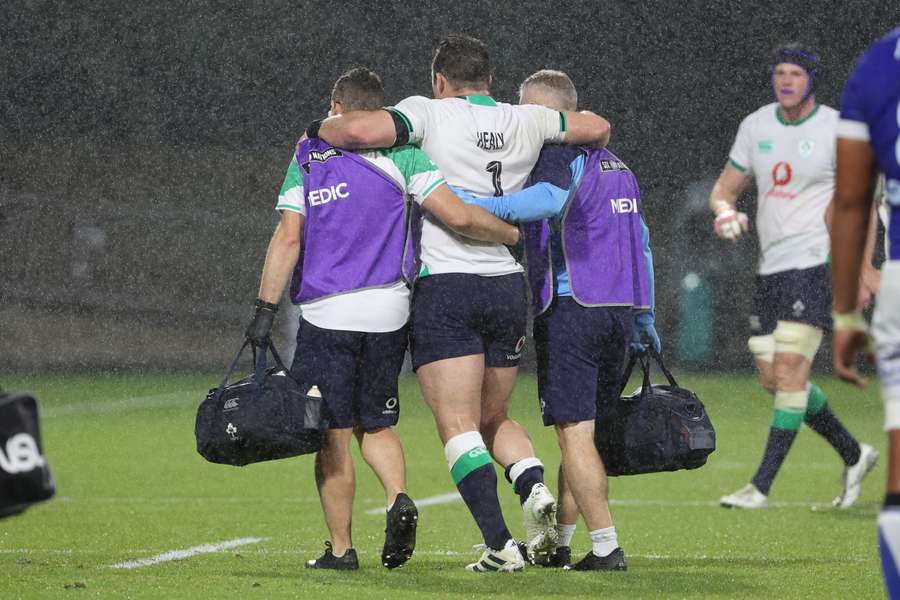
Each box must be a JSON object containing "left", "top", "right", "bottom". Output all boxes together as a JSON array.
[{"left": 829, "top": 26, "right": 900, "bottom": 599}]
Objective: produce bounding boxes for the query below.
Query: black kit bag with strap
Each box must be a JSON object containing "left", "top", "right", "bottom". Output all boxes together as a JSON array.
[
  {"left": 594, "top": 347, "right": 716, "bottom": 476},
  {"left": 0, "top": 391, "right": 56, "bottom": 518},
  {"left": 195, "top": 340, "right": 328, "bottom": 466}
]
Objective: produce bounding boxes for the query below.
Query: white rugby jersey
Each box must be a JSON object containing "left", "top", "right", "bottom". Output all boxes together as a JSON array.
[
  {"left": 391, "top": 95, "right": 566, "bottom": 276},
  {"left": 728, "top": 102, "right": 838, "bottom": 275}
]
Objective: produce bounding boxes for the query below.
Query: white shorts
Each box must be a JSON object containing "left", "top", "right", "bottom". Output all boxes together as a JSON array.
[{"left": 874, "top": 261, "right": 900, "bottom": 430}]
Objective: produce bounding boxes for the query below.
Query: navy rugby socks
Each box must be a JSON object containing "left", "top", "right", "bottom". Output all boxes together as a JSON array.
[
  {"left": 506, "top": 458, "right": 545, "bottom": 505},
  {"left": 804, "top": 383, "right": 861, "bottom": 466},
  {"left": 445, "top": 432, "right": 512, "bottom": 550},
  {"left": 751, "top": 427, "right": 798, "bottom": 496}
]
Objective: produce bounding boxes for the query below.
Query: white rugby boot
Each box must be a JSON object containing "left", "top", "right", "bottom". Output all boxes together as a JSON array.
[
  {"left": 720, "top": 483, "right": 768, "bottom": 509},
  {"left": 521, "top": 483, "right": 558, "bottom": 561},
  {"left": 465, "top": 538, "right": 526, "bottom": 573},
  {"left": 833, "top": 443, "right": 879, "bottom": 509}
]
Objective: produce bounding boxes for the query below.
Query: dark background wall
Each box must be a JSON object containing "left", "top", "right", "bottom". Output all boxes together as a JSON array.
[{"left": 2, "top": 1, "right": 898, "bottom": 372}]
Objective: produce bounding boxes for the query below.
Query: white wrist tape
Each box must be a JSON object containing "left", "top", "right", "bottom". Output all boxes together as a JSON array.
[{"left": 832, "top": 311, "right": 868, "bottom": 332}]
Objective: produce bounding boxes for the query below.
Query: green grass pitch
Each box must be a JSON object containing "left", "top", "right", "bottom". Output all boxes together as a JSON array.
[{"left": 0, "top": 370, "right": 887, "bottom": 599}]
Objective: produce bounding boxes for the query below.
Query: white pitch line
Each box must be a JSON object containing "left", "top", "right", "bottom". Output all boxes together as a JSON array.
[
  {"left": 43, "top": 391, "right": 201, "bottom": 418},
  {"left": 365, "top": 492, "right": 462, "bottom": 514},
  {"left": 109, "top": 537, "right": 267, "bottom": 569}
]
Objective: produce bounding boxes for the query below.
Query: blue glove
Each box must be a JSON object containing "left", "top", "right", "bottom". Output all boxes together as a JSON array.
[
  {"left": 449, "top": 183, "right": 567, "bottom": 223},
  {"left": 631, "top": 311, "right": 661, "bottom": 355}
]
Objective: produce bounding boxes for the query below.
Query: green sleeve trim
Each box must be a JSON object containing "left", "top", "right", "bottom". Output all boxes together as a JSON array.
[
  {"left": 420, "top": 177, "right": 446, "bottom": 200},
  {"left": 387, "top": 145, "right": 440, "bottom": 185},
  {"left": 275, "top": 204, "right": 303, "bottom": 213},
  {"left": 386, "top": 107, "right": 413, "bottom": 134},
  {"left": 728, "top": 158, "right": 747, "bottom": 173},
  {"left": 450, "top": 446, "right": 492, "bottom": 485},
  {"left": 806, "top": 383, "right": 827, "bottom": 416},
  {"left": 559, "top": 111, "right": 568, "bottom": 133},
  {"left": 279, "top": 157, "right": 304, "bottom": 195},
  {"left": 772, "top": 408, "right": 804, "bottom": 431}
]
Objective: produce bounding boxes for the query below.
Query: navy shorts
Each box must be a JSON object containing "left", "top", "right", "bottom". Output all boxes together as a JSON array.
[
  {"left": 534, "top": 298, "right": 632, "bottom": 426},
  {"left": 289, "top": 318, "right": 408, "bottom": 430},
  {"left": 410, "top": 273, "right": 527, "bottom": 370},
  {"left": 749, "top": 264, "right": 832, "bottom": 335}
]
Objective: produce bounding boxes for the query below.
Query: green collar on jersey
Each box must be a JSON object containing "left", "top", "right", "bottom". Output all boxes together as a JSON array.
[
  {"left": 460, "top": 95, "right": 497, "bottom": 106},
  {"left": 775, "top": 103, "right": 820, "bottom": 126}
]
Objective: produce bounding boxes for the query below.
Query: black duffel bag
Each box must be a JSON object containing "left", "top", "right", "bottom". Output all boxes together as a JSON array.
[
  {"left": 595, "top": 347, "right": 716, "bottom": 476},
  {"left": 0, "top": 391, "right": 56, "bottom": 518},
  {"left": 195, "top": 340, "right": 328, "bottom": 466}
]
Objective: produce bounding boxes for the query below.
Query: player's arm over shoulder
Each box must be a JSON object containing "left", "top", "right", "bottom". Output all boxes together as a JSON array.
[
  {"left": 518, "top": 104, "right": 611, "bottom": 148},
  {"left": 562, "top": 109, "right": 611, "bottom": 147}
]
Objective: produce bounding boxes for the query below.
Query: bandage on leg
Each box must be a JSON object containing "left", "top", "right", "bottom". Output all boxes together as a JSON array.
[
  {"left": 748, "top": 335, "right": 775, "bottom": 364},
  {"left": 773, "top": 321, "right": 823, "bottom": 361}
]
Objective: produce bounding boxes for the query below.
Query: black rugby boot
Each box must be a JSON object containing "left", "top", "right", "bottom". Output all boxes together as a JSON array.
[
  {"left": 566, "top": 547, "right": 627, "bottom": 571},
  {"left": 306, "top": 542, "right": 359, "bottom": 570},
  {"left": 382, "top": 493, "right": 418, "bottom": 569},
  {"left": 538, "top": 545, "right": 571, "bottom": 568}
]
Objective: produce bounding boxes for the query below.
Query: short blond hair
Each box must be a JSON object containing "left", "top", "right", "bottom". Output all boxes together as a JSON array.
[{"left": 519, "top": 70, "right": 577, "bottom": 111}]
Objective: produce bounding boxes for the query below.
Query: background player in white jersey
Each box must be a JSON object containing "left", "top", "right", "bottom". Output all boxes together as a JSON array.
[
  {"left": 312, "top": 34, "right": 612, "bottom": 571},
  {"left": 709, "top": 44, "right": 877, "bottom": 509},
  {"left": 829, "top": 27, "right": 900, "bottom": 597},
  {"left": 246, "top": 67, "right": 520, "bottom": 571}
]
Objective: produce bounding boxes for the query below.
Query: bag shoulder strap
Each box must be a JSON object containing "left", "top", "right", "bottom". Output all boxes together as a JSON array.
[
  {"left": 213, "top": 340, "right": 252, "bottom": 400},
  {"left": 647, "top": 346, "right": 679, "bottom": 388}
]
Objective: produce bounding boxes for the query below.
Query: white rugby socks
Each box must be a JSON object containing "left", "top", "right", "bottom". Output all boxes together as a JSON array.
[{"left": 589, "top": 526, "right": 618, "bottom": 557}]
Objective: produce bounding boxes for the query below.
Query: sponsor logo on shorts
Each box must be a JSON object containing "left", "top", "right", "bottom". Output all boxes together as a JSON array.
[
  {"left": 792, "top": 300, "right": 806, "bottom": 317},
  {"left": 383, "top": 397, "right": 398, "bottom": 415},
  {"left": 223, "top": 398, "right": 239, "bottom": 411},
  {"left": 506, "top": 336, "right": 527, "bottom": 361},
  {"left": 0, "top": 433, "right": 46, "bottom": 475},
  {"left": 226, "top": 422, "right": 240, "bottom": 441}
]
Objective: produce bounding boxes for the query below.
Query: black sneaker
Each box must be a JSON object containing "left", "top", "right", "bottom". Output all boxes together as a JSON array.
[
  {"left": 537, "top": 546, "right": 571, "bottom": 568},
  {"left": 565, "top": 547, "right": 627, "bottom": 571},
  {"left": 306, "top": 542, "right": 359, "bottom": 570},
  {"left": 382, "top": 493, "right": 418, "bottom": 569}
]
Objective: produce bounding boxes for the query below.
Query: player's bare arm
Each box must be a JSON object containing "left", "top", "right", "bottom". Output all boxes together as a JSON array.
[
  {"left": 257, "top": 211, "right": 305, "bottom": 304},
  {"left": 709, "top": 163, "right": 751, "bottom": 241},
  {"left": 423, "top": 184, "right": 520, "bottom": 245},
  {"left": 825, "top": 198, "right": 882, "bottom": 309},
  {"left": 561, "top": 110, "right": 611, "bottom": 148},
  {"left": 832, "top": 138, "right": 878, "bottom": 313},
  {"left": 245, "top": 209, "right": 304, "bottom": 346},
  {"left": 831, "top": 137, "right": 878, "bottom": 387},
  {"left": 316, "top": 109, "right": 398, "bottom": 150}
]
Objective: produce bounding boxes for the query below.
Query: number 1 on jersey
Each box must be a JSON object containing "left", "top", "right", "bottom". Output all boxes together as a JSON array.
[{"left": 486, "top": 161, "right": 503, "bottom": 196}]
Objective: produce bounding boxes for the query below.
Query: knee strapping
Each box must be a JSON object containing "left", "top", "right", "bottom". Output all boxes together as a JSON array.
[
  {"left": 775, "top": 389, "right": 809, "bottom": 412},
  {"left": 748, "top": 335, "right": 775, "bottom": 363},
  {"left": 445, "top": 431, "right": 492, "bottom": 485},
  {"left": 774, "top": 321, "right": 823, "bottom": 360}
]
